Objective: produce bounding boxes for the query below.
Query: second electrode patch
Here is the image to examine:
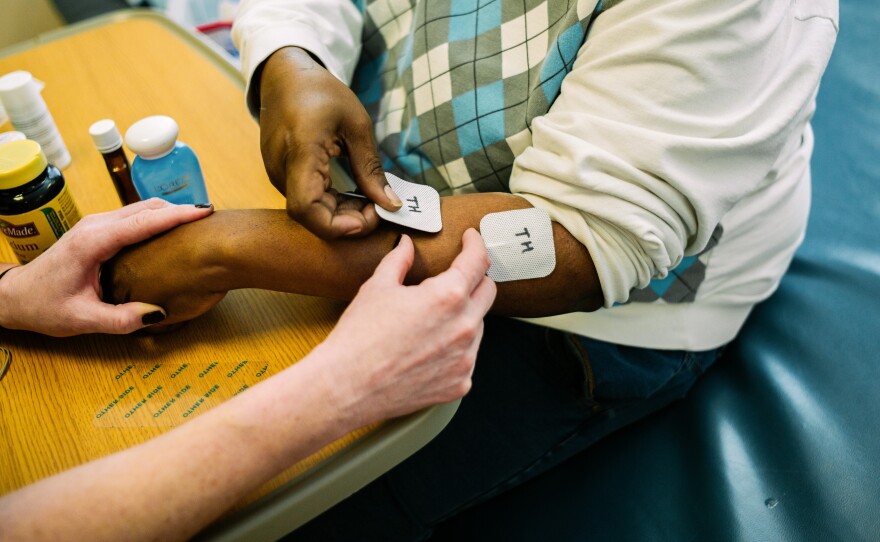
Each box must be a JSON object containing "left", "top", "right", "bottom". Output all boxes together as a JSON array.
[
  {"left": 479, "top": 207, "right": 556, "bottom": 282},
  {"left": 375, "top": 172, "right": 442, "bottom": 233}
]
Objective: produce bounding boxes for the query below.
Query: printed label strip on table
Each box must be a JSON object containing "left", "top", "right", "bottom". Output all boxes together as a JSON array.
[{"left": 91, "top": 359, "right": 277, "bottom": 428}]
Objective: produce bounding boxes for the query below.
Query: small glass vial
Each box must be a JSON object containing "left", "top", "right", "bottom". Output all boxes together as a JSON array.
[
  {"left": 0, "top": 140, "right": 81, "bottom": 264},
  {"left": 0, "top": 71, "right": 71, "bottom": 169},
  {"left": 124, "top": 115, "right": 209, "bottom": 204},
  {"left": 89, "top": 119, "right": 140, "bottom": 206}
]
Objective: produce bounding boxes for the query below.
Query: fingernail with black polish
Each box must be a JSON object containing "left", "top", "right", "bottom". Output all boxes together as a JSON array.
[
  {"left": 142, "top": 311, "right": 166, "bottom": 326},
  {"left": 195, "top": 203, "right": 213, "bottom": 209}
]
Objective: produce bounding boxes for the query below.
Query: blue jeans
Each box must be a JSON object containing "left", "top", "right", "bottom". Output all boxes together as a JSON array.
[{"left": 286, "top": 315, "right": 721, "bottom": 541}]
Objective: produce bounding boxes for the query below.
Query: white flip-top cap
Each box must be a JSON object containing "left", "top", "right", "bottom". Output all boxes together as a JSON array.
[
  {"left": 89, "top": 119, "right": 123, "bottom": 153},
  {"left": 0, "top": 71, "right": 43, "bottom": 116},
  {"left": 124, "top": 115, "right": 179, "bottom": 160}
]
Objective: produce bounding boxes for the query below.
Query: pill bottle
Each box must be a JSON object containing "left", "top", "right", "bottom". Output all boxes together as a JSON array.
[
  {"left": 0, "top": 140, "right": 81, "bottom": 264},
  {"left": 0, "top": 71, "right": 71, "bottom": 169},
  {"left": 124, "top": 115, "right": 209, "bottom": 204},
  {"left": 89, "top": 119, "right": 140, "bottom": 206}
]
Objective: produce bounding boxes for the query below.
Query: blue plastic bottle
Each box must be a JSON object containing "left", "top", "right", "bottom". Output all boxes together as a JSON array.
[{"left": 124, "top": 115, "right": 209, "bottom": 204}]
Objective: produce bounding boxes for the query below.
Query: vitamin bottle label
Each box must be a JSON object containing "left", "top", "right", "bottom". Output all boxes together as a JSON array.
[{"left": 0, "top": 185, "right": 81, "bottom": 264}]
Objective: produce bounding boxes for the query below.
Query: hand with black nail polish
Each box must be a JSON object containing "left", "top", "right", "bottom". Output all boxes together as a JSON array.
[{"left": 0, "top": 199, "right": 214, "bottom": 337}]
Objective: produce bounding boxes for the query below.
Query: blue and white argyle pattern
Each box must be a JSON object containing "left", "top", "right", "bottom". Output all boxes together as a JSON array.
[
  {"left": 350, "top": 0, "right": 602, "bottom": 194},
  {"left": 349, "top": 0, "right": 719, "bottom": 304},
  {"left": 628, "top": 226, "right": 724, "bottom": 304}
]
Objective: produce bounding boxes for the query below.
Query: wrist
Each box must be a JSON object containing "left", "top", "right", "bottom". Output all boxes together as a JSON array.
[
  {"left": 260, "top": 47, "right": 325, "bottom": 103},
  {"left": 269, "top": 46, "right": 325, "bottom": 70},
  {"left": 304, "top": 340, "right": 372, "bottom": 432},
  {"left": 200, "top": 212, "right": 253, "bottom": 294},
  {"left": 262, "top": 47, "right": 321, "bottom": 86},
  {"left": 190, "top": 222, "right": 238, "bottom": 296},
  {"left": 0, "top": 265, "right": 21, "bottom": 329}
]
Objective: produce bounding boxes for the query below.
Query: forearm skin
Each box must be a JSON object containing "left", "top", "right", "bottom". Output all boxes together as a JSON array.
[{"left": 208, "top": 193, "right": 602, "bottom": 316}]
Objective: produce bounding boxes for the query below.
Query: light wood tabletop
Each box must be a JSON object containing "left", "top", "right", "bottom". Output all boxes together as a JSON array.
[{"left": 0, "top": 11, "right": 456, "bottom": 541}]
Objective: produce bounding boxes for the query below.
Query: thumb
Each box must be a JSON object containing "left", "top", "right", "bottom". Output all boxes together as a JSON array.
[
  {"left": 86, "top": 302, "right": 167, "bottom": 335},
  {"left": 344, "top": 126, "right": 402, "bottom": 212},
  {"left": 370, "top": 235, "right": 414, "bottom": 286}
]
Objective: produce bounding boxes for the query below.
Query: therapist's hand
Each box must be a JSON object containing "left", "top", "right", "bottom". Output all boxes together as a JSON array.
[
  {"left": 315, "top": 229, "right": 496, "bottom": 427},
  {"left": 259, "top": 46, "right": 402, "bottom": 239},
  {"left": 0, "top": 199, "right": 214, "bottom": 337}
]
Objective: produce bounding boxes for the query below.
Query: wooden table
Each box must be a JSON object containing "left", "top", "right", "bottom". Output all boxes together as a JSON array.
[{"left": 0, "top": 11, "right": 457, "bottom": 541}]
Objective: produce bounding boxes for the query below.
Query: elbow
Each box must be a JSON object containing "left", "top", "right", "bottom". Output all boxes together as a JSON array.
[{"left": 578, "top": 289, "right": 604, "bottom": 313}]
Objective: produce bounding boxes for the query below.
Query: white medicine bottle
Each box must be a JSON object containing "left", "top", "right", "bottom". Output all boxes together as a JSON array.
[
  {"left": 0, "top": 71, "right": 71, "bottom": 169},
  {"left": 124, "top": 115, "right": 209, "bottom": 204}
]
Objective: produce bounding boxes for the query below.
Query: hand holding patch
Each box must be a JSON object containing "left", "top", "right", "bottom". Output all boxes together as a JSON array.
[{"left": 375, "top": 173, "right": 443, "bottom": 233}]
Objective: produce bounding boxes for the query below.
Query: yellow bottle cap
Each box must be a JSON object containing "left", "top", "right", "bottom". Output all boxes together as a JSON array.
[{"left": 0, "top": 139, "right": 48, "bottom": 190}]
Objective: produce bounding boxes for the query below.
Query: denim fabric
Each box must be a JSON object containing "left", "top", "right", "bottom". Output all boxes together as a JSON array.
[{"left": 285, "top": 316, "right": 721, "bottom": 541}]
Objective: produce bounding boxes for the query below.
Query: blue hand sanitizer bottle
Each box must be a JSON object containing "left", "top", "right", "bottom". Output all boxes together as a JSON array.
[{"left": 124, "top": 115, "right": 209, "bottom": 204}]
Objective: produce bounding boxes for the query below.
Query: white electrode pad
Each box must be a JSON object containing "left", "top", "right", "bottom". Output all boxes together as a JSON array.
[
  {"left": 375, "top": 172, "right": 443, "bottom": 233},
  {"left": 479, "top": 208, "right": 556, "bottom": 282}
]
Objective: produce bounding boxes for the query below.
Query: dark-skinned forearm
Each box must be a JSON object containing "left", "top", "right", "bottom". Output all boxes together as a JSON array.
[{"left": 206, "top": 193, "right": 602, "bottom": 316}]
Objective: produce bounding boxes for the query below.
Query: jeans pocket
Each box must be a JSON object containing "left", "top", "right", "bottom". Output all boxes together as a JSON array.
[
  {"left": 541, "top": 328, "right": 601, "bottom": 412},
  {"left": 572, "top": 336, "right": 696, "bottom": 407}
]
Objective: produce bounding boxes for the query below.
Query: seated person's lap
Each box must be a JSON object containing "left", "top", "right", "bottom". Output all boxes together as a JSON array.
[{"left": 287, "top": 315, "right": 721, "bottom": 541}]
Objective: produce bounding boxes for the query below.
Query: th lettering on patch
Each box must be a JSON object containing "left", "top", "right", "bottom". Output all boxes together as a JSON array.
[
  {"left": 375, "top": 172, "right": 442, "bottom": 233},
  {"left": 479, "top": 208, "right": 556, "bottom": 282}
]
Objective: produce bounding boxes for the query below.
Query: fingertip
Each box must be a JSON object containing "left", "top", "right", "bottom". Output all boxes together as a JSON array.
[
  {"left": 386, "top": 233, "right": 412, "bottom": 259},
  {"left": 141, "top": 308, "right": 167, "bottom": 327},
  {"left": 395, "top": 233, "right": 412, "bottom": 252},
  {"left": 373, "top": 233, "right": 413, "bottom": 283},
  {"left": 141, "top": 197, "right": 174, "bottom": 210},
  {"left": 123, "top": 303, "right": 167, "bottom": 333},
  {"left": 383, "top": 184, "right": 403, "bottom": 209},
  {"left": 461, "top": 227, "right": 488, "bottom": 258},
  {"left": 463, "top": 227, "right": 484, "bottom": 245},
  {"left": 343, "top": 224, "right": 364, "bottom": 236},
  {"left": 362, "top": 180, "right": 402, "bottom": 212},
  {"left": 177, "top": 202, "right": 214, "bottom": 221},
  {"left": 87, "top": 303, "right": 167, "bottom": 335}
]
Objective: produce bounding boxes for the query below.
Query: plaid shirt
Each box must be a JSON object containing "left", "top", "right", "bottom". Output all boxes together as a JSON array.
[
  {"left": 234, "top": 0, "right": 834, "bottom": 349},
  {"left": 349, "top": 0, "right": 720, "bottom": 304},
  {"left": 350, "top": 0, "right": 602, "bottom": 195}
]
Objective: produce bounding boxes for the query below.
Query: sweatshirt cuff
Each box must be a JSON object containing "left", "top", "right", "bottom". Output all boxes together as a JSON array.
[
  {"left": 516, "top": 190, "right": 656, "bottom": 309},
  {"left": 237, "top": 22, "right": 353, "bottom": 118}
]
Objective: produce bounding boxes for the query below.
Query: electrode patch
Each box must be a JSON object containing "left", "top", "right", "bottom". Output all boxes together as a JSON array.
[
  {"left": 479, "top": 208, "right": 556, "bottom": 282},
  {"left": 375, "top": 172, "right": 442, "bottom": 233}
]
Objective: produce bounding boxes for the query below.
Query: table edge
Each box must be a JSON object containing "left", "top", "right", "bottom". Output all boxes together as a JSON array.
[
  {"left": 0, "top": 9, "right": 242, "bottom": 87},
  {"left": 196, "top": 400, "right": 460, "bottom": 541}
]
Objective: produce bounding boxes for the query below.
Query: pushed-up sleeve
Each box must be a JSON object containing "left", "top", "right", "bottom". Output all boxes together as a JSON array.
[
  {"left": 232, "top": 0, "right": 365, "bottom": 117},
  {"left": 510, "top": 0, "right": 837, "bottom": 306}
]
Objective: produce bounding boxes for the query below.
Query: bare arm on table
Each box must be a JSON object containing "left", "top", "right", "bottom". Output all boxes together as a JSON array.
[{"left": 104, "top": 193, "right": 603, "bottom": 329}]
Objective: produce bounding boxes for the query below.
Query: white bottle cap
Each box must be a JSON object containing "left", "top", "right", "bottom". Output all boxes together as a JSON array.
[
  {"left": 0, "top": 71, "right": 43, "bottom": 116},
  {"left": 124, "top": 115, "right": 179, "bottom": 160},
  {"left": 89, "top": 119, "right": 124, "bottom": 153}
]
